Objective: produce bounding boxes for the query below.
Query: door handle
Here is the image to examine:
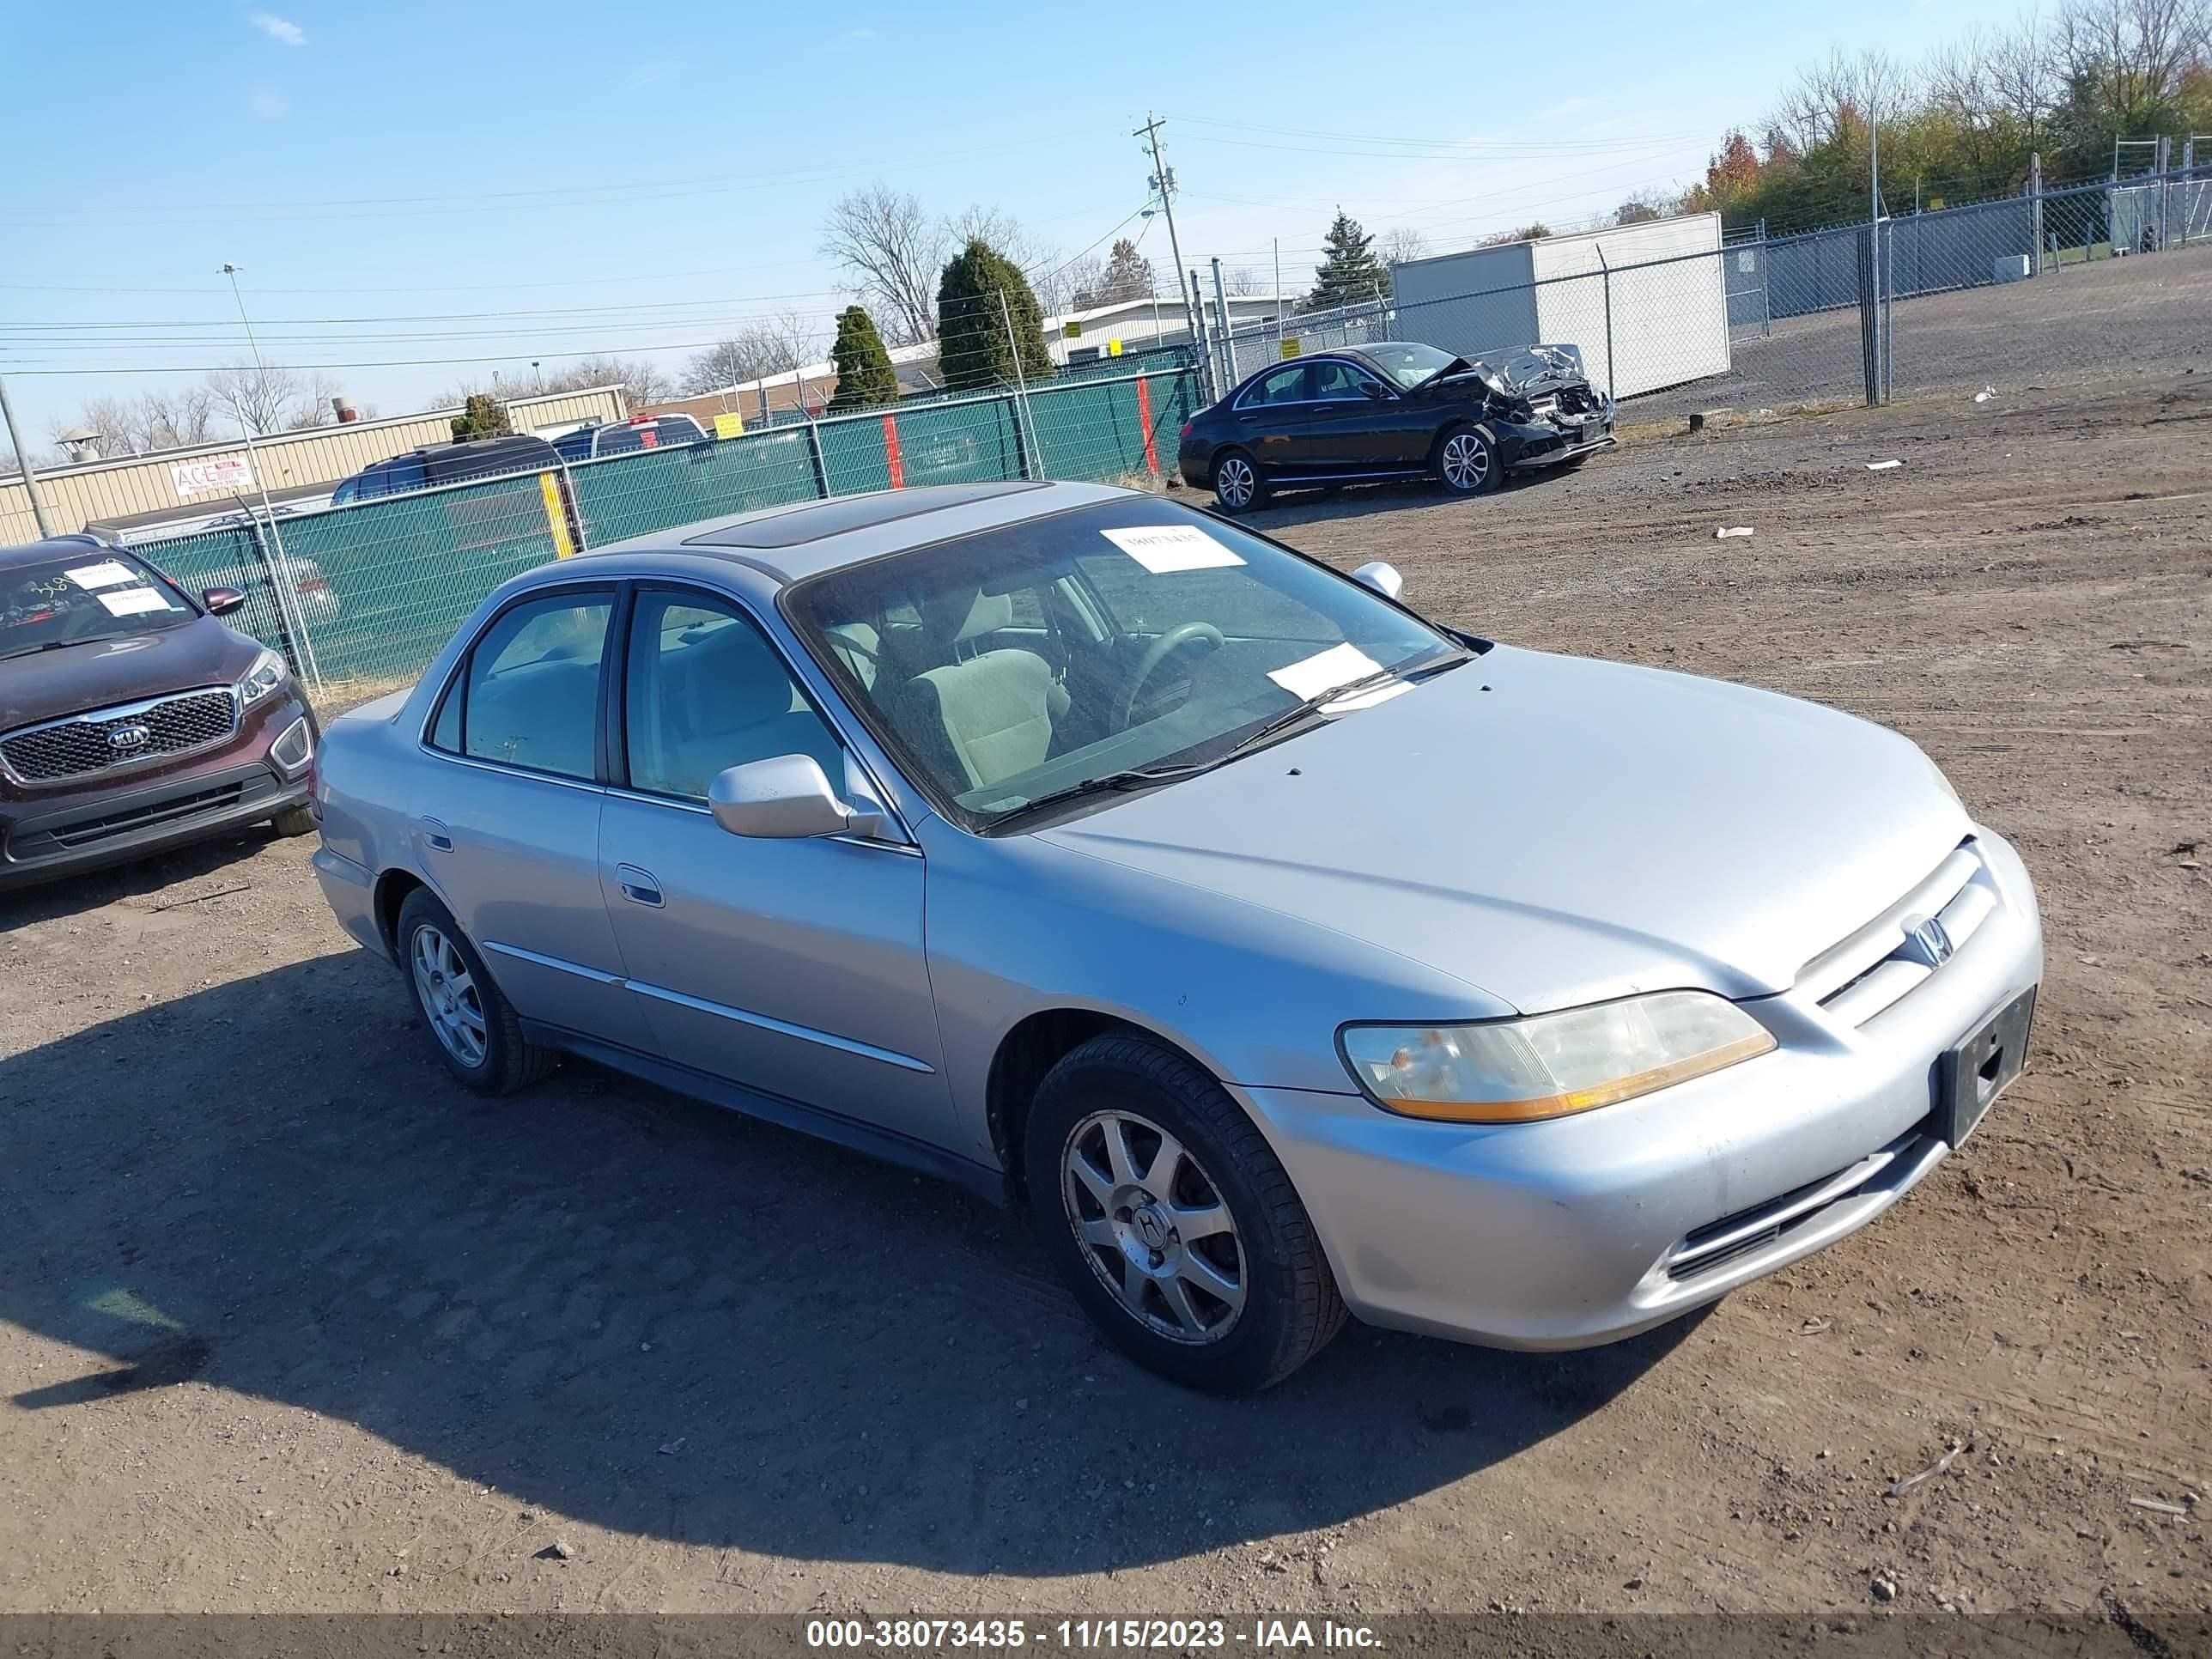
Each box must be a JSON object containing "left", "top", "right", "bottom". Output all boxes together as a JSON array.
[
  {"left": 615, "top": 862, "right": 664, "bottom": 908},
  {"left": 419, "top": 816, "right": 453, "bottom": 852}
]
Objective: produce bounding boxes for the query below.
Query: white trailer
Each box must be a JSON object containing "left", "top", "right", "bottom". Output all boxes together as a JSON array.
[{"left": 1389, "top": 213, "right": 1730, "bottom": 400}]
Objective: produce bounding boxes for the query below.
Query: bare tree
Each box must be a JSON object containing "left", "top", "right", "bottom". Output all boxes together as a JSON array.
[
  {"left": 682, "top": 310, "right": 823, "bottom": 393},
  {"left": 1771, "top": 47, "right": 1917, "bottom": 152},
  {"left": 1222, "top": 265, "right": 1267, "bottom": 295},
  {"left": 1378, "top": 227, "right": 1432, "bottom": 267},
  {"left": 819, "top": 185, "right": 943, "bottom": 347},
  {"left": 2054, "top": 0, "right": 2210, "bottom": 132},
  {"left": 205, "top": 362, "right": 322, "bottom": 435}
]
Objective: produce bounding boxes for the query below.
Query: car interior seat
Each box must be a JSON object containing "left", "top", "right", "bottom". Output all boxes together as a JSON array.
[{"left": 889, "top": 584, "right": 1069, "bottom": 793}]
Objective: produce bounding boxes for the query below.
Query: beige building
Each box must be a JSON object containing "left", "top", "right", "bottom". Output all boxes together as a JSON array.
[{"left": 2, "top": 386, "right": 627, "bottom": 544}]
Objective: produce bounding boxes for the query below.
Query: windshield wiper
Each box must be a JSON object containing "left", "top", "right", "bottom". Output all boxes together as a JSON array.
[
  {"left": 987, "top": 652, "right": 1467, "bottom": 830},
  {"left": 0, "top": 638, "right": 91, "bottom": 663}
]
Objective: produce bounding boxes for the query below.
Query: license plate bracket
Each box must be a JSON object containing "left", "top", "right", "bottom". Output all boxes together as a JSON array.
[{"left": 1936, "top": 986, "right": 2036, "bottom": 1147}]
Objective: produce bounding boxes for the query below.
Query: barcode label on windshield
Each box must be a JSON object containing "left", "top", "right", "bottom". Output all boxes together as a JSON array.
[{"left": 1101, "top": 524, "right": 1245, "bottom": 574}]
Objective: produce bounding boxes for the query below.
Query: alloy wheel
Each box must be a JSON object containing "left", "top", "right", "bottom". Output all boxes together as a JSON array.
[
  {"left": 410, "top": 923, "right": 489, "bottom": 1068},
  {"left": 1216, "top": 455, "right": 1255, "bottom": 508},
  {"left": 1442, "top": 431, "right": 1491, "bottom": 491},
  {"left": 1060, "top": 1109, "right": 1247, "bottom": 1345}
]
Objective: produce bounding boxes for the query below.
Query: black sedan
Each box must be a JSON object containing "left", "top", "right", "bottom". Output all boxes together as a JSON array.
[{"left": 1176, "top": 340, "right": 1613, "bottom": 512}]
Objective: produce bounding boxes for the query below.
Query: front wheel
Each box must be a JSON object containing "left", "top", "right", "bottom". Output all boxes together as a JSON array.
[
  {"left": 1024, "top": 1033, "right": 1346, "bottom": 1394},
  {"left": 1211, "top": 449, "right": 1267, "bottom": 514},
  {"left": 1435, "top": 424, "right": 1500, "bottom": 496}
]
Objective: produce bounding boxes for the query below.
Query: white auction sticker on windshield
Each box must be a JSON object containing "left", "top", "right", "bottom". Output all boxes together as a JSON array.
[
  {"left": 64, "top": 560, "right": 137, "bottom": 590},
  {"left": 1268, "top": 641, "right": 1383, "bottom": 702},
  {"left": 1101, "top": 524, "right": 1245, "bottom": 574},
  {"left": 97, "top": 586, "right": 173, "bottom": 617}
]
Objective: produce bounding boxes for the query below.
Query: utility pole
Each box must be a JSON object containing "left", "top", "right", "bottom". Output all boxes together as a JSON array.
[
  {"left": 220, "top": 263, "right": 323, "bottom": 690},
  {"left": 0, "top": 374, "right": 57, "bottom": 538},
  {"left": 1134, "top": 115, "right": 1196, "bottom": 359}
]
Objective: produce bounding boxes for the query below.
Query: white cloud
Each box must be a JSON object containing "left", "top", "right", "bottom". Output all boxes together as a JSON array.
[
  {"left": 249, "top": 11, "right": 306, "bottom": 46},
  {"left": 249, "top": 86, "right": 292, "bottom": 120}
]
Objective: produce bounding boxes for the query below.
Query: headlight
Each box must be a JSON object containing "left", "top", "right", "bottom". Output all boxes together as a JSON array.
[
  {"left": 1340, "top": 990, "right": 1776, "bottom": 1123},
  {"left": 238, "top": 648, "right": 288, "bottom": 707}
]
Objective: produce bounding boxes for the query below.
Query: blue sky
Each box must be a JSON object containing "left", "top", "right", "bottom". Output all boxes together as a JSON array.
[{"left": 3, "top": 0, "right": 2025, "bottom": 441}]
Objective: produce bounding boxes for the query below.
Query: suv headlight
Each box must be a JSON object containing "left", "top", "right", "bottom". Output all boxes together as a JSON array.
[
  {"left": 238, "top": 648, "right": 288, "bottom": 707},
  {"left": 1340, "top": 991, "right": 1775, "bottom": 1123}
]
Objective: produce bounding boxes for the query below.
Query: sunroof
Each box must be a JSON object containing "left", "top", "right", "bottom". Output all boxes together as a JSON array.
[{"left": 684, "top": 482, "right": 1047, "bottom": 550}]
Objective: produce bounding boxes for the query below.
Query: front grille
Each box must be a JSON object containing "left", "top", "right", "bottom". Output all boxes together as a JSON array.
[
  {"left": 0, "top": 689, "right": 239, "bottom": 785},
  {"left": 1795, "top": 841, "right": 2000, "bottom": 1027}
]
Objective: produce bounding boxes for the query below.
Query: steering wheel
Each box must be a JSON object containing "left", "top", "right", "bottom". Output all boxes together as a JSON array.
[{"left": 1121, "top": 623, "right": 1224, "bottom": 729}]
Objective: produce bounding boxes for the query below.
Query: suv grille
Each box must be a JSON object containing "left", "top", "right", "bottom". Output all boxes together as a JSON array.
[{"left": 1, "top": 689, "right": 239, "bottom": 785}]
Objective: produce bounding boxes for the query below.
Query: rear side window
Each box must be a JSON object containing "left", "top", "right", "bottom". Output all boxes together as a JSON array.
[
  {"left": 444, "top": 592, "right": 612, "bottom": 780},
  {"left": 1240, "top": 365, "right": 1310, "bottom": 407}
]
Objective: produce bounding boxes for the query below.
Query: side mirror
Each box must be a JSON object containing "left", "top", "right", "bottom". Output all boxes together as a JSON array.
[
  {"left": 1352, "top": 561, "right": 1405, "bottom": 601},
  {"left": 203, "top": 586, "right": 247, "bottom": 616},
  {"left": 708, "top": 754, "right": 889, "bottom": 841}
]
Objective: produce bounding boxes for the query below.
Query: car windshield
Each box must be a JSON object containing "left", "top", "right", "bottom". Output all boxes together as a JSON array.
[
  {"left": 1360, "top": 342, "right": 1464, "bottom": 389},
  {"left": 784, "top": 498, "right": 1459, "bottom": 831},
  {"left": 0, "top": 550, "right": 193, "bottom": 659}
]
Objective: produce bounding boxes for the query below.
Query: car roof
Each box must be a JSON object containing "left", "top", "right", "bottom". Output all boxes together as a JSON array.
[
  {"left": 0, "top": 532, "right": 123, "bottom": 570},
  {"left": 565, "top": 479, "right": 1137, "bottom": 585}
]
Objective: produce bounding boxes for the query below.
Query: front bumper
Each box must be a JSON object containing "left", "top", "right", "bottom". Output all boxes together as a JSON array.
[
  {"left": 1496, "top": 406, "right": 1615, "bottom": 472},
  {"left": 1240, "top": 830, "right": 2044, "bottom": 1350},
  {"left": 0, "top": 703, "right": 316, "bottom": 891}
]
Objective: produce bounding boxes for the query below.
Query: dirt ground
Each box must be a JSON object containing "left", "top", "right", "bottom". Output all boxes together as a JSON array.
[
  {"left": 1, "top": 374, "right": 2206, "bottom": 1623},
  {"left": 1637, "top": 237, "right": 2212, "bottom": 420}
]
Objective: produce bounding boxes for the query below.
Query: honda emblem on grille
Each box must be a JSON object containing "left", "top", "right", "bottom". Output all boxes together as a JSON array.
[
  {"left": 1898, "top": 912, "right": 1955, "bottom": 968},
  {"left": 108, "top": 722, "right": 151, "bottom": 752}
]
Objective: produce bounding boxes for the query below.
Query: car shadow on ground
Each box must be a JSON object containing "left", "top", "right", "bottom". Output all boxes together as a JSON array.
[
  {"left": 1, "top": 955, "right": 1703, "bottom": 1576},
  {"left": 1200, "top": 465, "right": 1582, "bottom": 537},
  {"left": 0, "top": 826, "right": 295, "bottom": 931}
]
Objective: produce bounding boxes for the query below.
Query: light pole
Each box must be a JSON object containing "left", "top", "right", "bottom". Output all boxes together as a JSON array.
[
  {"left": 219, "top": 263, "right": 322, "bottom": 689},
  {"left": 0, "top": 374, "right": 56, "bottom": 538}
]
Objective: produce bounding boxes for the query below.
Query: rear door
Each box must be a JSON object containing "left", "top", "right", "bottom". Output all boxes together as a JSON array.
[
  {"left": 418, "top": 583, "right": 657, "bottom": 1053},
  {"left": 1227, "top": 363, "right": 1316, "bottom": 477}
]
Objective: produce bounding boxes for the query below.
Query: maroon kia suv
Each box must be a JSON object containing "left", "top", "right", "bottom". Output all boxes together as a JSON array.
[{"left": 0, "top": 534, "right": 319, "bottom": 890}]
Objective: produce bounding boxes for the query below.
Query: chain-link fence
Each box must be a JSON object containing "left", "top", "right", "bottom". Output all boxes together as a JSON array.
[
  {"left": 127, "top": 363, "right": 1202, "bottom": 701},
  {"left": 1212, "top": 296, "right": 1391, "bottom": 391}
]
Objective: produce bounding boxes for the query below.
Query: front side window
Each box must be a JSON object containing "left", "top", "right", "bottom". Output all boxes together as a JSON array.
[
  {"left": 452, "top": 591, "right": 611, "bottom": 780},
  {"left": 623, "top": 589, "right": 842, "bottom": 800},
  {"left": 0, "top": 550, "right": 193, "bottom": 659},
  {"left": 1309, "top": 360, "right": 1382, "bottom": 401},
  {"left": 785, "top": 499, "right": 1459, "bottom": 831}
]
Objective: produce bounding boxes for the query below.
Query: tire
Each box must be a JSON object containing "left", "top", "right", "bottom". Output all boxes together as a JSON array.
[
  {"left": 1023, "top": 1032, "right": 1347, "bottom": 1394},
  {"left": 395, "top": 889, "right": 554, "bottom": 1096},
  {"left": 1434, "top": 423, "right": 1501, "bottom": 496},
  {"left": 1210, "top": 449, "right": 1267, "bottom": 514},
  {"left": 268, "top": 804, "right": 318, "bottom": 838}
]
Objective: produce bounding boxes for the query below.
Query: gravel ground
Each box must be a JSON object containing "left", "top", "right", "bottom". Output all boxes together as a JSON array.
[
  {"left": 0, "top": 374, "right": 2206, "bottom": 1622},
  {"left": 1631, "top": 239, "right": 2212, "bottom": 420}
]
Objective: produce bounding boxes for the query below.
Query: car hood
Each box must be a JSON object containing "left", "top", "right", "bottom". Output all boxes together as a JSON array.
[
  {"left": 1036, "top": 646, "right": 1969, "bottom": 1014},
  {"left": 1430, "top": 343, "right": 1590, "bottom": 400},
  {"left": 0, "top": 616, "right": 256, "bottom": 732}
]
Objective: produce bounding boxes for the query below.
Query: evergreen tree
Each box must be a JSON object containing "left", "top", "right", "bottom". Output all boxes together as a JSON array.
[
  {"left": 1307, "top": 209, "right": 1389, "bottom": 311},
  {"left": 449, "top": 392, "right": 512, "bottom": 442},
  {"left": 825, "top": 305, "right": 900, "bottom": 411},
  {"left": 935, "top": 239, "right": 1054, "bottom": 392}
]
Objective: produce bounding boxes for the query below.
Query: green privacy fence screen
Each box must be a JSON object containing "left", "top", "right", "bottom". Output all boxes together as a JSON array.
[{"left": 134, "top": 364, "right": 1202, "bottom": 696}]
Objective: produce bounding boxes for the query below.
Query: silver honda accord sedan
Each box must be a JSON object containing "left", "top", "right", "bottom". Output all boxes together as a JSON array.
[{"left": 310, "top": 480, "right": 2043, "bottom": 1393}]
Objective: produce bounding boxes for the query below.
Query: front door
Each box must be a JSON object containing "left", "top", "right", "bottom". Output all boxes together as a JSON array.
[
  {"left": 420, "top": 584, "right": 656, "bottom": 1053},
  {"left": 596, "top": 585, "right": 955, "bottom": 1146}
]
